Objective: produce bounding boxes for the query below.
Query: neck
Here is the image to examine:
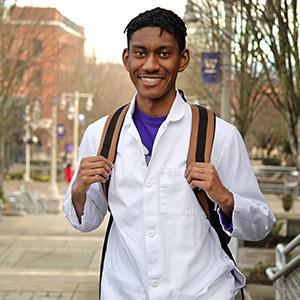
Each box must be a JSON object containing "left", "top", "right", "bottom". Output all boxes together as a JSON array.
[{"left": 136, "top": 90, "right": 176, "bottom": 117}]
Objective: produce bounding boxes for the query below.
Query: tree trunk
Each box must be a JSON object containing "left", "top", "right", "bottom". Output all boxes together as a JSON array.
[
  {"left": 0, "top": 126, "right": 5, "bottom": 192},
  {"left": 297, "top": 117, "right": 300, "bottom": 170}
]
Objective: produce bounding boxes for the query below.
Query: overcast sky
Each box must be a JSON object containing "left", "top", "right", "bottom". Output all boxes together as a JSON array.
[{"left": 17, "top": 0, "right": 187, "bottom": 63}]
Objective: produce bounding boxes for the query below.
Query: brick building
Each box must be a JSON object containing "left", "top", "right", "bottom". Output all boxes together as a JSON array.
[{"left": 1, "top": 6, "right": 85, "bottom": 170}]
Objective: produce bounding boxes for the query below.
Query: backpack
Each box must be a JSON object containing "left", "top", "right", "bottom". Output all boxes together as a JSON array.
[{"left": 97, "top": 99, "right": 240, "bottom": 298}]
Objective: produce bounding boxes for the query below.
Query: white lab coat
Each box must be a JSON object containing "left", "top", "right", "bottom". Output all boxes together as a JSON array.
[{"left": 64, "top": 91, "right": 275, "bottom": 300}]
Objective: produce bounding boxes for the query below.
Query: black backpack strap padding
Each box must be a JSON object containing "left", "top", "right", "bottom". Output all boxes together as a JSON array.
[
  {"left": 195, "top": 106, "right": 208, "bottom": 162},
  {"left": 99, "top": 213, "right": 114, "bottom": 299},
  {"left": 97, "top": 104, "right": 129, "bottom": 300}
]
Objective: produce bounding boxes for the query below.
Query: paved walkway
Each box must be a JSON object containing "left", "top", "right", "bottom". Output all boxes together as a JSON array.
[
  {"left": 0, "top": 211, "right": 108, "bottom": 300},
  {"left": 1, "top": 179, "right": 300, "bottom": 299},
  {"left": 1, "top": 180, "right": 110, "bottom": 300}
]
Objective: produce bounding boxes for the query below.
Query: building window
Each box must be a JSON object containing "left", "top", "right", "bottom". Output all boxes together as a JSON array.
[
  {"left": 16, "top": 60, "right": 28, "bottom": 81},
  {"left": 32, "top": 39, "right": 43, "bottom": 56},
  {"left": 32, "top": 69, "right": 42, "bottom": 86},
  {"left": 3, "top": 59, "right": 10, "bottom": 80}
]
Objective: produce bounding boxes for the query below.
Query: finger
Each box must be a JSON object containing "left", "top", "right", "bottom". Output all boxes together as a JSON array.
[
  {"left": 83, "top": 175, "right": 108, "bottom": 185},
  {"left": 189, "top": 179, "right": 205, "bottom": 190},
  {"left": 90, "top": 161, "right": 113, "bottom": 174},
  {"left": 189, "top": 179, "right": 212, "bottom": 191},
  {"left": 90, "top": 168, "right": 110, "bottom": 180},
  {"left": 186, "top": 172, "right": 210, "bottom": 184},
  {"left": 98, "top": 155, "right": 114, "bottom": 168},
  {"left": 81, "top": 156, "right": 114, "bottom": 169},
  {"left": 185, "top": 162, "right": 213, "bottom": 177},
  {"left": 185, "top": 167, "right": 213, "bottom": 181},
  {"left": 83, "top": 160, "right": 113, "bottom": 174}
]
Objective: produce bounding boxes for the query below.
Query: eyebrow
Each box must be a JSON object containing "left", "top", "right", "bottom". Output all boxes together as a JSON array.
[{"left": 130, "top": 44, "right": 176, "bottom": 50}]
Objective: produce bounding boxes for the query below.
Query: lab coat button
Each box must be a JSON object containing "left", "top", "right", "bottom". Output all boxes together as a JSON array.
[
  {"left": 145, "top": 181, "right": 153, "bottom": 188},
  {"left": 151, "top": 279, "right": 159, "bottom": 287},
  {"left": 147, "top": 230, "right": 156, "bottom": 238}
]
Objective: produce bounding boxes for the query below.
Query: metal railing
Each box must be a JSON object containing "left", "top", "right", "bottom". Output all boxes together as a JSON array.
[
  {"left": 266, "top": 234, "right": 300, "bottom": 300},
  {"left": 253, "top": 165, "right": 299, "bottom": 195}
]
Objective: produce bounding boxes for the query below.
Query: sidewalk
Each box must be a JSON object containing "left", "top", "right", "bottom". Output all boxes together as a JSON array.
[
  {"left": 1, "top": 180, "right": 109, "bottom": 300},
  {"left": 0, "top": 212, "right": 108, "bottom": 300},
  {"left": 1, "top": 179, "right": 300, "bottom": 299}
]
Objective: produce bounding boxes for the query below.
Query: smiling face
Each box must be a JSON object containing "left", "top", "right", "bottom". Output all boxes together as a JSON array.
[{"left": 122, "top": 27, "right": 189, "bottom": 115}]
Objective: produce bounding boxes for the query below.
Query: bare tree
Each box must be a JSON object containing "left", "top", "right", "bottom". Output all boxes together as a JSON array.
[
  {"left": 0, "top": 2, "right": 85, "bottom": 194},
  {"left": 240, "top": 0, "right": 300, "bottom": 167},
  {"left": 182, "top": 0, "right": 267, "bottom": 138},
  {"left": 0, "top": 2, "right": 31, "bottom": 192}
]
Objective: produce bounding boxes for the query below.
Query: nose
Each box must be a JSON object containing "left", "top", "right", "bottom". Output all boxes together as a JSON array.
[{"left": 142, "top": 54, "right": 160, "bottom": 72}]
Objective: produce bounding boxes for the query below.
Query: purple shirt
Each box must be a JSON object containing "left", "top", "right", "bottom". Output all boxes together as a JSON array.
[
  {"left": 133, "top": 105, "right": 167, "bottom": 160},
  {"left": 132, "top": 104, "right": 233, "bottom": 232},
  {"left": 218, "top": 208, "right": 233, "bottom": 232}
]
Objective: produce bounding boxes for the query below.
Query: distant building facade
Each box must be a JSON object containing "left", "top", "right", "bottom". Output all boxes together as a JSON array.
[{"left": 1, "top": 6, "right": 85, "bottom": 169}]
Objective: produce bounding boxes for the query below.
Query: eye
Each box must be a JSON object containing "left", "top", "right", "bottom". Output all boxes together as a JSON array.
[
  {"left": 159, "top": 51, "right": 169, "bottom": 57},
  {"left": 134, "top": 50, "right": 146, "bottom": 57}
]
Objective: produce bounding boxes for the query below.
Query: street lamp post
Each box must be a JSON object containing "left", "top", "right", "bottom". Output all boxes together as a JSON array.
[
  {"left": 73, "top": 91, "right": 80, "bottom": 170},
  {"left": 24, "top": 104, "right": 31, "bottom": 182},
  {"left": 61, "top": 91, "right": 93, "bottom": 170},
  {"left": 48, "top": 97, "right": 62, "bottom": 213},
  {"left": 23, "top": 101, "right": 41, "bottom": 183}
]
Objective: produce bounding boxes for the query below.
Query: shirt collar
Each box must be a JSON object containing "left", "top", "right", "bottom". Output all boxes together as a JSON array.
[{"left": 123, "top": 90, "right": 186, "bottom": 127}]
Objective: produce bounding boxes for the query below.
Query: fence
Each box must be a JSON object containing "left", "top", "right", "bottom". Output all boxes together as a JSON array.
[
  {"left": 253, "top": 165, "right": 298, "bottom": 195},
  {"left": 266, "top": 234, "right": 300, "bottom": 300}
]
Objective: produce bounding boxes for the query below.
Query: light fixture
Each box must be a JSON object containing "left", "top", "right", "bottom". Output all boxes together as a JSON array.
[
  {"left": 60, "top": 96, "right": 67, "bottom": 110},
  {"left": 67, "top": 105, "right": 75, "bottom": 120},
  {"left": 85, "top": 95, "right": 93, "bottom": 111}
]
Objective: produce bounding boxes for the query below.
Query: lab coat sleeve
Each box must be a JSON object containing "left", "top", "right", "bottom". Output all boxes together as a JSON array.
[
  {"left": 213, "top": 122, "right": 276, "bottom": 241},
  {"left": 64, "top": 117, "right": 108, "bottom": 232}
]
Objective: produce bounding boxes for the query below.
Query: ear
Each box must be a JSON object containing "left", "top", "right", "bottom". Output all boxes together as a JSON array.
[
  {"left": 122, "top": 48, "right": 130, "bottom": 71},
  {"left": 178, "top": 49, "right": 190, "bottom": 73}
]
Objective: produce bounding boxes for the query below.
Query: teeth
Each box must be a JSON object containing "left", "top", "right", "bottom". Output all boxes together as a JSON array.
[{"left": 141, "top": 77, "right": 161, "bottom": 82}]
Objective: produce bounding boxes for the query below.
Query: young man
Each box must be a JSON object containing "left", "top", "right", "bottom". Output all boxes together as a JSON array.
[{"left": 64, "top": 7, "right": 275, "bottom": 299}]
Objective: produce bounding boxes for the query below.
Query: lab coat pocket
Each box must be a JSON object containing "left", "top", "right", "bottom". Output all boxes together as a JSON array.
[
  {"left": 160, "top": 167, "right": 206, "bottom": 217},
  {"left": 171, "top": 291, "right": 199, "bottom": 300},
  {"left": 102, "top": 269, "right": 146, "bottom": 300}
]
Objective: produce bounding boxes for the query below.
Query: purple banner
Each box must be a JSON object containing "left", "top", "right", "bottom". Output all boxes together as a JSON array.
[{"left": 201, "top": 52, "right": 221, "bottom": 84}]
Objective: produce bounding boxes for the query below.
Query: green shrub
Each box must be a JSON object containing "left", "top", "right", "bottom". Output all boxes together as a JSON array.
[
  {"left": 8, "top": 171, "right": 24, "bottom": 180},
  {"left": 31, "top": 174, "right": 50, "bottom": 182},
  {"left": 271, "top": 220, "right": 284, "bottom": 236},
  {"left": 262, "top": 157, "right": 281, "bottom": 166},
  {"left": 0, "top": 188, "right": 8, "bottom": 204}
]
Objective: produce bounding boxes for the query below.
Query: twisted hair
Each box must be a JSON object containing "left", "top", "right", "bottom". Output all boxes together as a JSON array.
[{"left": 124, "top": 7, "right": 187, "bottom": 53}]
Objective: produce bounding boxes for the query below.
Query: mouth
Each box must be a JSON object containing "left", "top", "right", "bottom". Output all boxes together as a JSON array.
[{"left": 139, "top": 76, "right": 164, "bottom": 86}]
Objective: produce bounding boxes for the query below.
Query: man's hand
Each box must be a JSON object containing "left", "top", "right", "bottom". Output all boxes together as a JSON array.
[
  {"left": 71, "top": 156, "right": 113, "bottom": 221},
  {"left": 72, "top": 156, "right": 114, "bottom": 195},
  {"left": 185, "top": 162, "right": 234, "bottom": 218}
]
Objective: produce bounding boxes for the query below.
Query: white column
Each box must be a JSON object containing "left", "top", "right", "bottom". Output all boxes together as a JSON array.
[
  {"left": 24, "top": 104, "right": 31, "bottom": 182},
  {"left": 48, "top": 98, "right": 62, "bottom": 213},
  {"left": 72, "top": 91, "right": 80, "bottom": 170},
  {"left": 220, "top": 0, "right": 233, "bottom": 122},
  {"left": 297, "top": 117, "right": 300, "bottom": 170}
]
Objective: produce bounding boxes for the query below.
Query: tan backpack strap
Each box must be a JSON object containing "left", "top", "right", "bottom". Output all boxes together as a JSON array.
[
  {"left": 188, "top": 103, "right": 234, "bottom": 260},
  {"left": 204, "top": 109, "right": 216, "bottom": 163},
  {"left": 187, "top": 105, "right": 199, "bottom": 165},
  {"left": 188, "top": 104, "right": 216, "bottom": 221},
  {"left": 97, "top": 103, "right": 130, "bottom": 199},
  {"left": 97, "top": 104, "right": 130, "bottom": 159}
]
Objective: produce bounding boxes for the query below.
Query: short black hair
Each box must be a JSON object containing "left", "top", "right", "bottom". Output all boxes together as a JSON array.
[{"left": 124, "top": 7, "right": 187, "bottom": 53}]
